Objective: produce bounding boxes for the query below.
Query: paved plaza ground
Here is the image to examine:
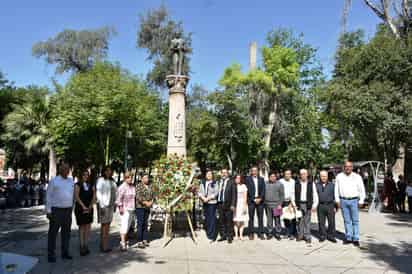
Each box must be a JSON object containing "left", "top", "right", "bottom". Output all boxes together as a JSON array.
[{"left": 1, "top": 206, "right": 411, "bottom": 274}]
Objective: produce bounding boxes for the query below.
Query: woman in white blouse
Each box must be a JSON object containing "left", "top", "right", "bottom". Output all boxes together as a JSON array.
[{"left": 96, "top": 166, "right": 117, "bottom": 253}]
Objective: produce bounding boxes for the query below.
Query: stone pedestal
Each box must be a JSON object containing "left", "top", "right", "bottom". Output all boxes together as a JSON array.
[{"left": 166, "top": 75, "right": 189, "bottom": 157}]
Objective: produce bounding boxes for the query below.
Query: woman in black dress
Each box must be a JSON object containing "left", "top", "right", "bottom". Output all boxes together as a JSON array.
[{"left": 74, "top": 170, "right": 95, "bottom": 256}]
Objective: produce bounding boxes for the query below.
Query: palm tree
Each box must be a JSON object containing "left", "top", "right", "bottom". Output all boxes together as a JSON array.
[{"left": 2, "top": 87, "right": 53, "bottom": 178}]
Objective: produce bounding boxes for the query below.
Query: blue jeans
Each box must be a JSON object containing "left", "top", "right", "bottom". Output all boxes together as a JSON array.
[
  {"left": 203, "top": 204, "right": 217, "bottom": 240},
  {"left": 136, "top": 208, "right": 150, "bottom": 242},
  {"left": 340, "top": 198, "right": 360, "bottom": 241}
]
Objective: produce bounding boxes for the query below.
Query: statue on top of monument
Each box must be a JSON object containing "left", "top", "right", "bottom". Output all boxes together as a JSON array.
[{"left": 171, "top": 37, "right": 186, "bottom": 76}]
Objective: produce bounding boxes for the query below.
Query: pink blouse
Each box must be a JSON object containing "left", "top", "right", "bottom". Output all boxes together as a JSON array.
[{"left": 116, "top": 183, "right": 136, "bottom": 210}]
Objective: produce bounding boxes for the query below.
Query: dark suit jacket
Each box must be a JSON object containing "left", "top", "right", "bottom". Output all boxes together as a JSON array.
[
  {"left": 219, "top": 179, "right": 237, "bottom": 209},
  {"left": 245, "top": 176, "right": 265, "bottom": 204}
]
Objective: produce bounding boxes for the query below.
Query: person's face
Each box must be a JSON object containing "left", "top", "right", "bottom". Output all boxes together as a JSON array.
[
  {"left": 206, "top": 171, "right": 213, "bottom": 181},
  {"left": 284, "top": 171, "right": 291, "bottom": 180},
  {"left": 104, "top": 168, "right": 112, "bottom": 178},
  {"left": 269, "top": 174, "right": 277, "bottom": 183},
  {"left": 82, "top": 172, "right": 89, "bottom": 182},
  {"left": 125, "top": 175, "right": 133, "bottom": 184},
  {"left": 251, "top": 167, "right": 258, "bottom": 177},
  {"left": 320, "top": 172, "right": 328, "bottom": 183},
  {"left": 60, "top": 165, "right": 70, "bottom": 178},
  {"left": 344, "top": 162, "right": 353, "bottom": 175},
  {"left": 221, "top": 169, "right": 228, "bottom": 178},
  {"left": 235, "top": 176, "right": 241, "bottom": 184},
  {"left": 142, "top": 175, "right": 149, "bottom": 185},
  {"left": 300, "top": 170, "right": 308, "bottom": 181}
]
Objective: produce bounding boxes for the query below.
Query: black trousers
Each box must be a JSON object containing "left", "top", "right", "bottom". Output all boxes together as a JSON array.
[
  {"left": 136, "top": 208, "right": 150, "bottom": 242},
  {"left": 48, "top": 207, "right": 72, "bottom": 257},
  {"left": 398, "top": 194, "right": 406, "bottom": 212},
  {"left": 282, "top": 201, "right": 296, "bottom": 237},
  {"left": 203, "top": 204, "right": 217, "bottom": 240},
  {"left": 317, "top": 202, "right": 336, "bottom": 240},
  {"left": 217, "top": 203, "right": 234, "bottom": 240},
  {"left": 408, "top": 197, "right": 412, "bottom": 213},
  {"left": 248, "top": 202, "right": 264, "bottom": 236}
]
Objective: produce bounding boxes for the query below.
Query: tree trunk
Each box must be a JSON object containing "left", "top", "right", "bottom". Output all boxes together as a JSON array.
[
  {"left": 226, "top": 153, "right": 233, "bottom": 173},
  {"left": 48, "top": 147, "right": 57, "bottom": 180},
  {"left": 261, "top": 94, "right": 278, "bottom": 181}
]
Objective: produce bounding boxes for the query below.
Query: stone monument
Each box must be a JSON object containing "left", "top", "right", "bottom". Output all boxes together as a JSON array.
[{"left": 166, "top": 38, "right": 189, "bottom": 157}]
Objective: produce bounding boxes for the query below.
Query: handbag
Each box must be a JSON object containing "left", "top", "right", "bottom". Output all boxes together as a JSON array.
[
  {"left": 272, "top": 206, "right": 283, "bottom": 217},
  {"left": 281, "top": 206, "right": 303, "bottom": 220}
]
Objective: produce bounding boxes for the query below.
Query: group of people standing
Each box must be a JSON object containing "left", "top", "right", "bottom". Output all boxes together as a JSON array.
[
  {"left": 199, "top": 161, "right": 366, "bottom": 248},
  {"left": 46, "top": 163, "right": 154, "bottom": 263},
  {"left": 45, "top": 160, "right": 368, "bottom": 263}
]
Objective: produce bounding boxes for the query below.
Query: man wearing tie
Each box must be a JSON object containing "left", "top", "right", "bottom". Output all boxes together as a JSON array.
[
  {"left": 246, "top": 166, "right": 266, "bottom": 240},
  {"left": 217, "top": 169, "right": 237, "bottom": 243}
]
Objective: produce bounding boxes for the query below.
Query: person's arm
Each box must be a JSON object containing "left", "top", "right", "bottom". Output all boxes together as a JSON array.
[
  {"left": 198, "top": 182, "right": 207, "bottom": 202},
  {"left": 279, "top": 184, "right": 285, "bottom": 207},
  {"left": 95, "top": 179, "right": 102, "bottom": 205},
  {"left": 312, "top": 183, "right": 319, "bottom": 211},
  {"left": 116, "top": 186, "right": 124, "bottom": 214},
  {"left": 334, "top": 179, "right": 340, "bottom": 208},
  {"left": 46, "top": 179, "right": 54, "bottom": 214},
  {"left": 91, "top": 186, "right": 96, "bottom": 207},
  {"left": 259, "top": 179, "right": 265, "bottom": 202},
  {"left": 230, "top": 183, "right": 237, "bottom": 210},
  {"left": 358, "top": 176, "right": 366, "bottom": 205},
  {"left": 243, "top": 188, "right": 248, "bottom": 209},
  {"left": 290, "top": 183, "right": 296, "bottom": 208},
  {"left": 74, "top": 184, "right": 87, "bottom": 210}
]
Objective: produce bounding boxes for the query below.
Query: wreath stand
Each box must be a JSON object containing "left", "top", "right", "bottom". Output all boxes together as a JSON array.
[{"left": 161, "top": 168, "right": 198, "bottom": 248}]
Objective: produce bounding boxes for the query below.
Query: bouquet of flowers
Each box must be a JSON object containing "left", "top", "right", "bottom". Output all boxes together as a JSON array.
[{"left": 152, "top": 155, "right": 199, "bottom": 212}]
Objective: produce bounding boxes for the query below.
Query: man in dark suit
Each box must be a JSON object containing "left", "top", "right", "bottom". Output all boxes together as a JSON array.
[
  {"left": 246, "top": 166, "right": 266, "bottom": 240},
  {"left": 217, "top": 169, "right": 237, "bottom": 243}
]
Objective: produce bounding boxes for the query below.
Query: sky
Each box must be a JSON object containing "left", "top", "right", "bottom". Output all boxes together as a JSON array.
[{"left": 0, "top": 0, "right": 380, "bottom": 91}]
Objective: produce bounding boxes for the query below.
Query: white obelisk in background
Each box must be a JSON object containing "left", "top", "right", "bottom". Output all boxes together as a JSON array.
[{"left": 166, "top": 75, "right": 189, "bottom": 157}]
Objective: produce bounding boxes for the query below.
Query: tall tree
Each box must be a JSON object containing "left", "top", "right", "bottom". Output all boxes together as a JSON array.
[
  {"left": 343, "top": 0, "right": 412, "bottom": 38},
  {"left": 137, "top": 5, "right": 192, "bottom": 88},
  {"left": 1, "top": 87, "right": 51, "bottom": 176},
  {"left": 50, "top": 62, "right": 165, "bottom": 169},
  {"left": 32, "top": 27, "right": 116, "bottom": 74}
]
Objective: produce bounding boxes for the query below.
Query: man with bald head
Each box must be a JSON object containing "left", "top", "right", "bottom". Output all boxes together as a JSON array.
[{"left": 316, "top": 171, "right": 337, "bottom": 243}]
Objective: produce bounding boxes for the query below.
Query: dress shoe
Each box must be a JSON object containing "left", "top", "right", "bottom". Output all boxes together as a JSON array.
[
  {"left": 227, "top": 239, "right": 233, "bottom": 244},
  {"left": 274, "top": 235, "right": 281, "bottom": 241},
  {"left": 296, "top": 236, "right": 304, "bottom": 242},
  {"left": 353, "top": 241, "right": 360, "bottom": 247},
  {"left": 288, "top": 235, "right": 295, "bottom": 240},
  {"left": 305, "top": 238, "right": 312, "bottom": 244},
  {"left": 319, "top": 238, "right": 326, "bottom": 243},
  {"left": 61, "top": 254, "right": 73, "bottom": 260},
  {"left": 143, "top": 240, "right": 150, "bottom": 247},
  {"left": 48, "top": 256, "right": 56, "bottom": 263},
  {"left": 343, "top": 239, "right": 352, "bottom": 245},
  {"left": 137, "top": 242, "right": 146, "bottom": 249},
  {"left": 327, "top": 238, "right": 337, "bottom": 243},
  {"left": 249, "top": 235, "right": 254, "bottom": 240},
  {"left": 266, "top": 235, "right": 273, "bottom": 240},
  {"left": 217, "top": 237, "right": 227, "bottom": 242},
  {"left": 259, "top": 235, "right": 265, "bottom": 240},
  {"left": 80, "top": 247, "right": 87, "bottom": 256}
]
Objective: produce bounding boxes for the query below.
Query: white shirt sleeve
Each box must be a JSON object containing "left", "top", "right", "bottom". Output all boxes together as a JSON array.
[
  {"left": 334, "top": 177, "right": 340, "bottom": 204},
  {"left": 290, "top": 181, "right": 295, "bottom": 203},
  {"left": 312, "top": 183, "right": 319, "bottom": 209},
  {"left": 357, "top": 175, "right": 366, "bottom": 204},
  {"left": 96, "top": 178, "right": 103, "bottom": 205},
  {"left": 46, "top": 178, "right": 55, "bottom": 213}
]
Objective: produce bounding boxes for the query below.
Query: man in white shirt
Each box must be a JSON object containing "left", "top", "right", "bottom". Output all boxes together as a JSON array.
[
  {"left": 335, "top": 160, "right": 366, "bottom": 247},
  {"left": 279, "top": 169, "right": 296, "bottom": 239},
  {"left": 46, "top": 163, "right": 74, "bottom": 263},
  {"left": 295, "top": 169, "right": 318, "bottom": 244}
]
